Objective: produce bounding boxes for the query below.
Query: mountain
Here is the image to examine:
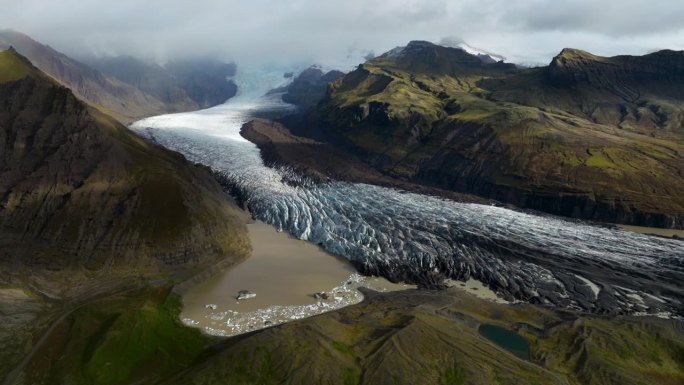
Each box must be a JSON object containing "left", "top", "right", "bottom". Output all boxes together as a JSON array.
[
  {"left": 82, "top": 55, "right": 198, "bottom": 112},
  {"left": 439, "top": 37, "right": 507, "bottom": 64},
  {"left": 0, "top": 30, "right": 239, "bottom": 123},
  {"left": 1, "top": 47, "right": 682, "bottom": 385},
  {"left": 0, "top": 30, "right": 169, "bottom": 123},
  {"left": 295, "top": 41, "right": 684, "bottom": 228},
  {"left": 279, "top": 66, "right": 345, "bottom": 110},
  {"left": 164, "top": 59, "right": 238, "bottom": 108},
  {"left": 87, "top": 56, "right": 238, "bottom": 110},
  {"left": 0, "top": 47, "right": 250, "bottom": 381},
  {"left": 0, "top": 48, "right": 248, "bottom": 294}
]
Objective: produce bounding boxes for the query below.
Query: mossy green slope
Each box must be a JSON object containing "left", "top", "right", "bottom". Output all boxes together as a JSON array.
[
  {"left": 530, "top": 317, "right": 684, "bottom": 385},
  {"left": 159, "top": 289, "right": 684, "bottom": 385},
  {"left": 19, "top": 287, "right": 210, "bottom": 385},
  {"left": 0, "top": 48, "right": 38, "bottom": 83},
  {"left": 313, "top": 41, "right": 684, "bottom": 228},
  {"left": 6, "top": 286, "right": 683, "bottom": 385}
]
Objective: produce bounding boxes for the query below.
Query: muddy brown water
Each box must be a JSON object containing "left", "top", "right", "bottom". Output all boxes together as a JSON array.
[{"left": 181, "top": 221, "right": 415, "bottom": 336}]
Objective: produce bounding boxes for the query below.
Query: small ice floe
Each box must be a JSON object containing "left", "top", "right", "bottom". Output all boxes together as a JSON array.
[
  {"left": 205, "top": 304, "right": 218, "bottom": 310},
  {"left": 182, "top": 318, "right": 200, "bottom": 326},
  {"left": 236, "top": 290, "right": 256, "bottom": 300}
]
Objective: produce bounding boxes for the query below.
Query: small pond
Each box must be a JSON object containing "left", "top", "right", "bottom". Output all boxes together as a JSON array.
[{"left": 478, "top": 324, "right": 530, "bottom": 360}]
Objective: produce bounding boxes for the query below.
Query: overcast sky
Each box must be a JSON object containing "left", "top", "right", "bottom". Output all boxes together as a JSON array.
[{"left": 2, "top": 0, "right": 684, "bottom": 68}]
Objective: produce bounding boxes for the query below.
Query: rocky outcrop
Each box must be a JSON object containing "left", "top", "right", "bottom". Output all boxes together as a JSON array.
[
  {"left": 377, "top": 40, "right": 517, "bottom": 76},
  {"left": 0, "top": 49, "right": 249, "bottom": 296},
  {"left": 241, "top": 119, "right": 489, "bottom": 203}
]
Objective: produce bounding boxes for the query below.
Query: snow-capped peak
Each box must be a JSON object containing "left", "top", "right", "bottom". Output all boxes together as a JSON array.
[
  {"left": 380, "top": 38, "right": 506, "bottom": 64},
  {"left": 439, "top": 37, "right": 506, "bottom": 63}
]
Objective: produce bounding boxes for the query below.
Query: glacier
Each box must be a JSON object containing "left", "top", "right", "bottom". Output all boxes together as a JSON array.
[{"left": 131, "top": 67, "right": 684, "bottom": 318}]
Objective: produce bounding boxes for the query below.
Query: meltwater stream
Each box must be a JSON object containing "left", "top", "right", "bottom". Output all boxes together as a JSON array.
[{"left": 132, "top": 69, "right": 684, "bottom": 318}]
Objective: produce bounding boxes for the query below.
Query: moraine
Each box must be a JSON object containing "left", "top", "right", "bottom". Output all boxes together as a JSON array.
[{"left": 131, "top": 67, "right": 684, "bottom": 319}]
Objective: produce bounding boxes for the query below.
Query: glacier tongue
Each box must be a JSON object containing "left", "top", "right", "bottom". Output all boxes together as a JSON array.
[{"left": 131, "top": 81, "right": 684, "bottom": 318}]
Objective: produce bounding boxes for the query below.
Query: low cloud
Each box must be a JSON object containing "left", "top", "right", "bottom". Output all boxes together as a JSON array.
[{"left": 1, "top": 0, "right": 683, "bottom": 68}]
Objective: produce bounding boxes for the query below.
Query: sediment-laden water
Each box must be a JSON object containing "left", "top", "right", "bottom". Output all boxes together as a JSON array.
[
  {"left": 181, "top": 221, "right": 413, "bottom": 336},
  {"left": 131, "top": 69, "right": 684, "bottom": 318}
]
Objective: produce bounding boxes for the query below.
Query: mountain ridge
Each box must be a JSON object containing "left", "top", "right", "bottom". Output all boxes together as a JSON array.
[
  {"left": 263, "top": 41, "right": 684, "bottom": 228},
  {"left": 0, "top": 30, "right": 238, "bottom": 123},
  {"left": 0, "top": 30, "right": 169, "bottom": 123},
  {"left": 0, "top": 48, "right": 249, "bottom": 296},
  {"left": 86, "top": 55, "right": 238, "bottom": 111}
]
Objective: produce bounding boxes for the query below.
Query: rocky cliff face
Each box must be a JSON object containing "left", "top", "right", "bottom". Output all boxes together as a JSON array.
[
  {"left": 307, "top": 41, "right": 684, "bottom": 228},
  {"left": 0, "top": 49, "right": 248, "bottom": 296}
]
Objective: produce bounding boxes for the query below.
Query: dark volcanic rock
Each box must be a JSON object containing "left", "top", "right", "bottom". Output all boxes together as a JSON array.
[{"left": 241, "top": 119, "right": 490, "bottom": 204}]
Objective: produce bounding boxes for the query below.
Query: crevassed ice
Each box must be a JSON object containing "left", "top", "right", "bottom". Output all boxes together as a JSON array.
[{"left": 131, "top": 68, "right": 684, "bottom": 318}]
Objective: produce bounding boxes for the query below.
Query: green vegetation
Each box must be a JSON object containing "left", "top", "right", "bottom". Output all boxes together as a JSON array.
[
  {"left": 527, "top": 317, "right": 684, "bottom": 385},
  {"left": 585, "top": 149, "right": 615, "bottom": 169},
  {"left": 0, "top": 49, "right": 250, "bottom": 385},
  {"left": 3, "top": 42, "right": 683, "bottom": 385},
  {"left": 332, "top": 340, "right": 354, "bottom": 355},
  {"left": 155, "top": 289, "right": 684, "bottom": 385},
  {"left": 5, "top": 286, "right": 683, "bottom": 385},
  {"left": 440, "top": 366, "right": 467, "bottom": 385},
  {"left": 22, "top": 287, "right": 211, "bottom": 385},
  {"left": 314, "top": 42, "right": 684, "bottom": 227},
  {"left": 0, "top": 48, "right": 36, "bottom": 83}
]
